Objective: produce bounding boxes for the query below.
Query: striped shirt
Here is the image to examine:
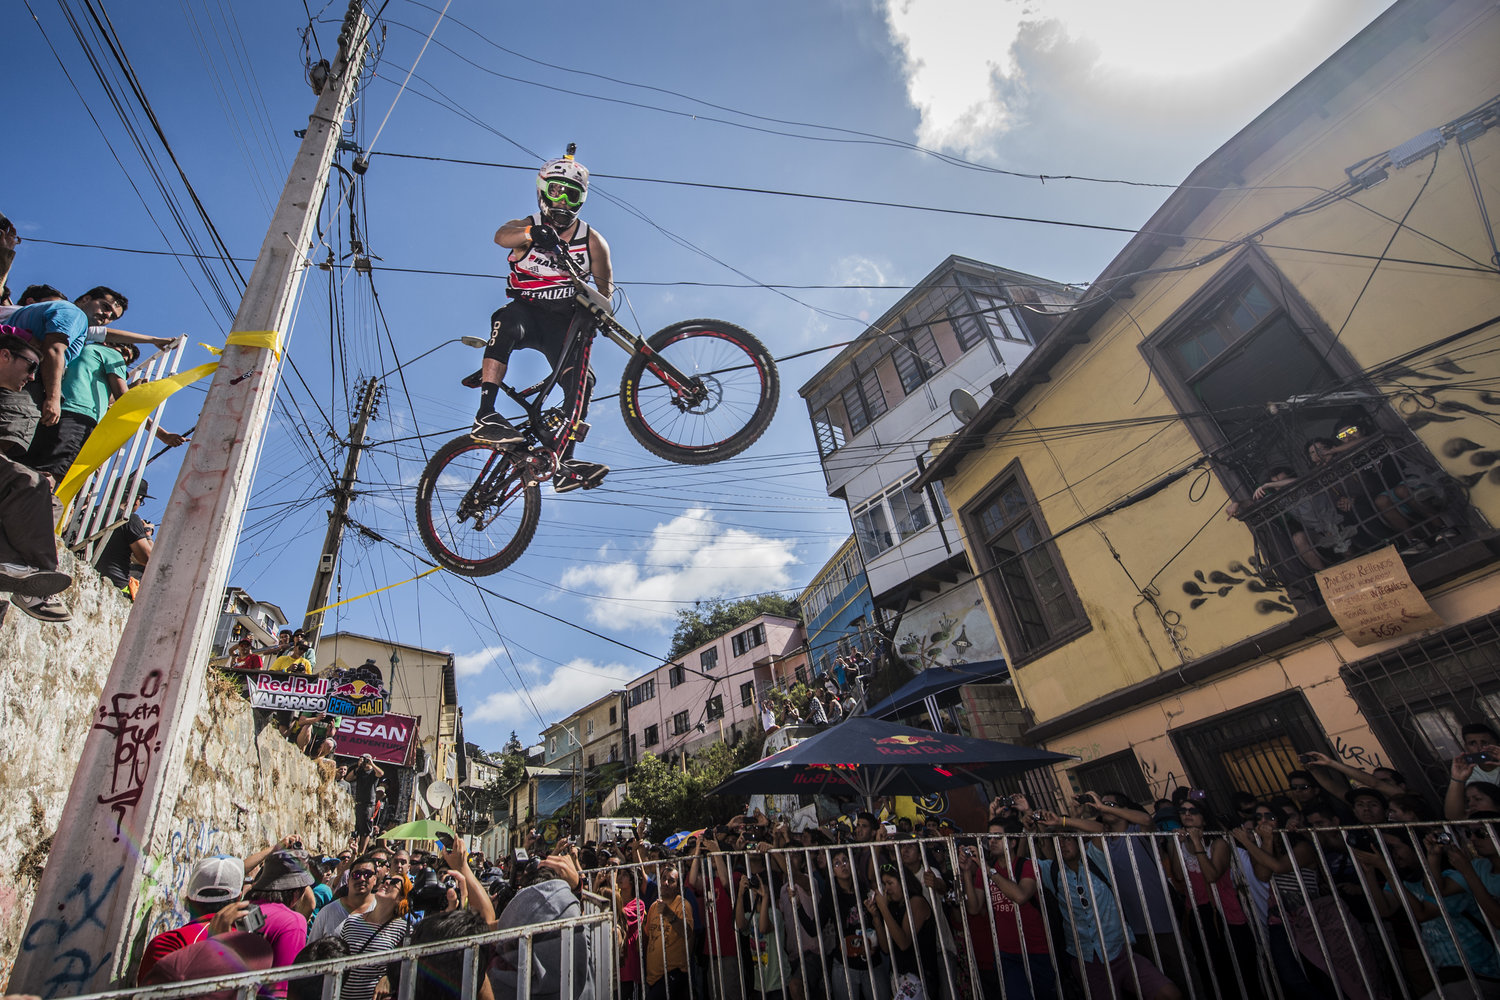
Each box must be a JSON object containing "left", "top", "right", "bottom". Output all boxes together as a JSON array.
[{"left": 338, "top": 914, "right": 411, "bottom": 1000}]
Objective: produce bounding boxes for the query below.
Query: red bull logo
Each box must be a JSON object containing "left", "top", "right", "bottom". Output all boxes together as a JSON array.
[{"left": 872, "top": 733, "right": 961, "bottom": 756}]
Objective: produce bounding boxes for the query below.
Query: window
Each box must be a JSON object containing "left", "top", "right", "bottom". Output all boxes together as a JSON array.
[
  {"left": 1145, "top": 259, "right": 1352, "bottom": 489},
  {"left": 795, "top": 665, "right": 808, "bottom": 686},
  {"left": 549, "top": 736, "right": 557, "bottom": 755},
  {"left": 853, "top": 501, "right": 894, "bottom": 559},
  {"left": 629, "top": 734, "right": 638, "bottom": 760},
  {"left": 669, "top": 664, "right": 687, "bottom": 688},
  {"left": 1067, "top": 750, "right": 1151, "bottom": 807},
  {"left": 706, "top": 695, "right": 725, "bottom": 721},
  {"left": 609, "top": 743, "right": 618, "bottom": 762},
  {"left": 855, "top": 478, "right": 939, "bottom": 558},
  {"left": 732, "top": 624, "right": 767, "bottom": 657},
  {"left": 700, "top": 647, "right": 718, "bottom": 671},
  {"left": 672, "top": 710, "right": 691, "bottom": 735},
  {"left": 1343, "top": 612, "right": 1500, "bottom": 795},
  {"left": 888, "top": 480, "right": 933, "bottom": 539},
  {"left": 609, "top": 706, "right": 617, "bottom": 725},
  {"left": 587, "top": 754, "right": 595, "bottom": 769},
  {"left": 586, "top": 719, "right": 595, "bottom": 738},
  {"left": 812, "top": 408, "right": 847, "bottom": 457},
  {"left": 1170, "top": 692, "right": 1333, "bottom": 806},
  {"left": 643, "top": 725, "right": 659, "bottom": 748},
  {"left": 841, "top": 364, "right": 887, "bottom": 434},
  {"left": 964, "top": 464, "right": 1087, "bottom": 661},
  {"left": 891, "top": 328, "right": 944, "bottom": 394},
  {"left": 740, "top": 681, "right": 755, "bottom": 707},
  {"left": 629, "top": 680, "right": 655, "bottom": 706},
  {"left": 954, "top": 292, "right": 1027, "bottom": 350}
]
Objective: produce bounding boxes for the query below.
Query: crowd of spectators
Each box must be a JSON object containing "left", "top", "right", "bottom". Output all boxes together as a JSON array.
[
  {"left": 760, "top": 646, "right": 873, "bottom": 732},
  {"left": 0, "top": 212, "right": 185, "bottom": 622},
  {"left": 131, "top": 831, "right": 595, "bottom": 1000}
]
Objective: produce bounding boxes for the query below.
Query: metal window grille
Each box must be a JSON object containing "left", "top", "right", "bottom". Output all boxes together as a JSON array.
[
  {"left": 1069, "top": 748, "right": 1154, "bottom": 807},
  {"left": 1342, "top": 611, "right": 1500, "bottom": 800},
  {"left": 1170, "top": 690, "right": 1334, "bottom": 807}
]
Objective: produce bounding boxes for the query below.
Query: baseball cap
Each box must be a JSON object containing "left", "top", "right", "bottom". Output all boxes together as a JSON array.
[{"left": 186, "top": 855, "right": 245, "bottom": 903}]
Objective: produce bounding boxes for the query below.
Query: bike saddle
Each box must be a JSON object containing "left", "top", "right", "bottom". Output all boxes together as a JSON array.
[{"left": 461, "top": 368, "right": 483, "bottom": 389}]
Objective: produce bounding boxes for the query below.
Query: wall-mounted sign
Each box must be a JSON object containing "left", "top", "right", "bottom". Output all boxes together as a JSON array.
[
  {"left": 333, "top": 712, "right": 419, "bottom": 766},
  {"left": 247, "top": 674, "right": 330, "bottom": 713},
  {"left": 1316, "top": 545, "right": 1444, "bottom": 646}
]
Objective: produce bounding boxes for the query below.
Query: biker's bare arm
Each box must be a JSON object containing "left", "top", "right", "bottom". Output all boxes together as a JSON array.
[{"left": 494, "top": 217, "right": 535, "bottom": 252}]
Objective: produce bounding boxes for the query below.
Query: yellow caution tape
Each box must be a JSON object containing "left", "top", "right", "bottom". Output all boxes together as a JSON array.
[
  {"left": 306, "top": 567, "right": 442, "bottom": 615},
  {"left": 54, "top": 331, "right": 282, "bottom": 520}
]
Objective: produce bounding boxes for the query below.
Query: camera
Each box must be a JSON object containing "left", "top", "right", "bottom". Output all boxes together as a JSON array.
[
  {"left": 745, "top": 874, "right": 761, "bottom": 890},
  {"left": 1031, "top": 812, "right": 1045, "bottom": 822},
  {"left": 1464, "top": 752, "right": 1492, "bottom": 765},
  {"left": 1074, "top": 794, "right": 1091, "bottom": 805},
  {"left": 291, "top": 839, "right": 303, "bottom": 850},
  {"left": 1297, "top": 753, "right": 1316, "bottom": 764},
  {"left": 1435, "top": 832, "right": 1456, "bottom": 846},
  {"left": 235, "top": 903, "right": 266, "bottom": 934}
]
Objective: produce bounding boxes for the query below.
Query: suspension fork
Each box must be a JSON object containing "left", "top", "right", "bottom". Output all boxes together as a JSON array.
[{"left": 573, "top": 278, "right": 708, "bottom": 406}]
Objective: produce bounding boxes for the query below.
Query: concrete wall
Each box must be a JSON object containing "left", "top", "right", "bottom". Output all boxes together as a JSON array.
[{"left": 0, "top": 553, "right": 353, "bottom": 987}]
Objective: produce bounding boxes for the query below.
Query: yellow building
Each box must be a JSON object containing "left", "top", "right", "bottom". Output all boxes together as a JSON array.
[
  {"left": 917, "top": 0, "right": 1500, "bottom": 807},
  {"left": 317, "top": 631, "right": 461, "bottom": 826}
]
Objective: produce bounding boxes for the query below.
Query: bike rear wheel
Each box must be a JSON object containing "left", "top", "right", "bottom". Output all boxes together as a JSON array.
[
  {"left": 415, "top": 436, "right": 542, "bottom": 577},
  {"left": 618, "top": 319, "right": 779, "bottom": 465}
]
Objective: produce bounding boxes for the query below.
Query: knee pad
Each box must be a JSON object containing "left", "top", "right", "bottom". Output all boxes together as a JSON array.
[{"left": 484, "top": 306, "right": 522, "bottom": 364}]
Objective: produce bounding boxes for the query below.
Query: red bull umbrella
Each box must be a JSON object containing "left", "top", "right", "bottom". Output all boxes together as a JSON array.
[{"left": 709, "top": 716, "right": 1075, "bottom": 808}]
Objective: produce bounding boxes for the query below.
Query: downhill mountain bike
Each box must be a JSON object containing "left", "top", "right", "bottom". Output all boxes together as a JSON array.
[{"left": 414, "top": 235, "right": 779, "bottom": 577}]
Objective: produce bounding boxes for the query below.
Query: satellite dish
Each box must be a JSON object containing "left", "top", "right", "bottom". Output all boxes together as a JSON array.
[
  {"left": 425, "top": 780, "right": 455, "bottom": 811},
  {"left": 949, "top": 388, "right": 980, "bottom": 423}
]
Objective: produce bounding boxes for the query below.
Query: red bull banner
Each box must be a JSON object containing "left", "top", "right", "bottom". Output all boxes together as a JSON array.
[
  {"left": 333, "top": 712, "right": 419, "bottom": 766},
  {"left": 326, "top": 663, "right": 390, "bottom": 718},
  {"left": 247, "top": 673, "right": 330, "bottom": 713}
]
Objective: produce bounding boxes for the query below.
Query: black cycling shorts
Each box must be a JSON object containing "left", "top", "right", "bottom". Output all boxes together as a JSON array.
[{"left": 485, "top": 297, "right": 576, "bottom": 367}]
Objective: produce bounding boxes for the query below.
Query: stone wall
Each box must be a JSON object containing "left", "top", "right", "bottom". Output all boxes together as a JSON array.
[{"left": 0, "top": 552, "right": 353, "bottom": 986}]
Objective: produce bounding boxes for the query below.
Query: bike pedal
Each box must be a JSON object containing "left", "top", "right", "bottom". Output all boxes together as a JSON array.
[{"left": 572, "top": 421, "right": 589, "bottom": 443}]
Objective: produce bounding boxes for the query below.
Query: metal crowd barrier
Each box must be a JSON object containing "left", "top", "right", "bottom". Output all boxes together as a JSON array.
[
  {"left": 62, "top": 893, "right": 613, "bottom": 1000},
  {"left": 63, "top": 337, "right": 187, "bottom": 562},
  {"left": 585, "top": 820, "right": 1500, "bottom": 1000}
]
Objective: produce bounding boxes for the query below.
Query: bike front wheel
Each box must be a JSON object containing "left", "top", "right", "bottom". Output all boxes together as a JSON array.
[
  {"left": 415, "top": 436, "right": 542, "bottom": 577},
  {"left": 618, "top": 319, "right": 779, "bottom": 465}
]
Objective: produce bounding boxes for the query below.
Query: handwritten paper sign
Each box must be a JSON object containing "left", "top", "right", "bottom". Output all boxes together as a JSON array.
[{"left": 1316, "top": 545, "right": 1443, "bottom": 646}]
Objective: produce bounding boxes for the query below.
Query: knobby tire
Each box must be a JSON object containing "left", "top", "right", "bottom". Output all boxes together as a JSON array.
[{"left": 415, "top": 435, "right": 541, "bottom": 577}]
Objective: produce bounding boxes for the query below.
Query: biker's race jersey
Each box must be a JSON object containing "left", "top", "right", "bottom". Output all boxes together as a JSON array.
[{"left": 506, "top": 214, "right": 593, "bottom": 302}]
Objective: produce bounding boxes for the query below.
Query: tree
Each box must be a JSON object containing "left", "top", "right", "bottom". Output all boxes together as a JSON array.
[
  {"left": 668, "top": 594, "right": 800, "bottom": 660},
  {"left": 617, "top": 735, "right": 764, "bottom": 837},
  {"left": 497, "top": 730, "right": 527, "bottom": 793}
]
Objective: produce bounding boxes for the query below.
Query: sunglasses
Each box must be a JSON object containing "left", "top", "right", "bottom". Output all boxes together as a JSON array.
[
  {"left": 1074, "top": 882, "right": 1091, "bottom": 910},
  {"left": 6, "top": 352, "right": 39, "bottom": 376},
  {"left": 1289, "top": 785, "right": 1314, "bottom": 791},
  {"left": 372, "top": 859, "right": 389, "bottom": 867},
  {"left": 350, "top": 870, "right": 376, "bottom": 879},
  {"left": 379, "top": 876, "right": 405, "bottom": 889}
]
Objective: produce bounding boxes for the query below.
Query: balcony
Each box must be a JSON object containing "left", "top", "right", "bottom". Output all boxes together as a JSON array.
[{"left": 1231, "top": 433, "right": 1490, "bottom": 606}]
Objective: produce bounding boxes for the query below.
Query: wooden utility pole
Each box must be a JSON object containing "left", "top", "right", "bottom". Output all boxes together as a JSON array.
[
  {"left": 302, "top": 376, "right": 382, "bottom": 645},
  {"left": 8, "top": 4, "right": 371, "bottom": 993}
]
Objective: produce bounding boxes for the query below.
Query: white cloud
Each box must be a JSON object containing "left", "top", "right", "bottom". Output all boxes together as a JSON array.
[
  {"left": 879, "top": 0, "right": 1393, "bottom": 156},
  {"left": 469, "top": 657, "right": 638, "bottom": 738},
  {"left": 453, "top": 643, "right": 507, "bottom": 679},
  {"left": 558, "top": 508, "right": 799, "bottom": 630}
]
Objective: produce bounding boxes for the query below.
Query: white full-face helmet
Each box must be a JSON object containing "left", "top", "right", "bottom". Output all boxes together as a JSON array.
[{"left": 536, "top": 150, "right": 589, "bottom": 228}]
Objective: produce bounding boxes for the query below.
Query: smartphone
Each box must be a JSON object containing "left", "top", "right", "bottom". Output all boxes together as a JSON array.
[
  {"left": 1435, "top": 832, "right": 1456, "bottom": 846},
  {"left": 1297, "top": 753, "right": 1316, "bottom": 764},
  {"left": 436, "top": 834, "right": 453, "bottom": 851},
  {"left": 514, "top": 848, "right": 530, "bottom": 863},
  {"left": 1464, "top": 752, "right": 1491, "bottom": 765},
  {"left": 883, "top": 823, "right": 896, "bottom": 836},
  {"left": 235, "top": 903, "right": 266, "bottom": 934}
]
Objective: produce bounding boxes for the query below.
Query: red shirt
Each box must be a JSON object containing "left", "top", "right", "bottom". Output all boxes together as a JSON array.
[
  {"left": 970, "top": 858, "right": 1049, "bottom": 958},
  {"left": 698, "top": 872, "right": 739, "bottom": 957},
  {"left": 136, "top": 914, "right": 214, "bottom": 984}
]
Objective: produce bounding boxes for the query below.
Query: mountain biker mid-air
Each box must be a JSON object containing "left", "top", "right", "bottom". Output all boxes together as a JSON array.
[{"left": 472, "top": 152, "right": 613, "bottom": 493}]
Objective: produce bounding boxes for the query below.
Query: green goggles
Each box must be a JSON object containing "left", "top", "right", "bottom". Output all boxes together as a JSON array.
[{"left": 542, "top": 181, "right": 585, "bottom": 208}]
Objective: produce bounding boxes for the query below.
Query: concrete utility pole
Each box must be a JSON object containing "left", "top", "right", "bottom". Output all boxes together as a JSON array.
[
  {"left": 302, "top": 376, "right": 382, "bottom": 644},
  {"left": 8, "top": 4, "right": 372, "bottom": 994}
]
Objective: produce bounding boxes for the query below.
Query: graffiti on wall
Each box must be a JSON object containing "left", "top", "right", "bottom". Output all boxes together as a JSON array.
[
  {"left": 139, "top": 817, "right": 225, "bottom": 939},
  {"left": 894, "top": 581, "right": 1001, "bottom": 673},
  {"left": 1179, "top": 559, "right": 1294, "bottom": 616}
]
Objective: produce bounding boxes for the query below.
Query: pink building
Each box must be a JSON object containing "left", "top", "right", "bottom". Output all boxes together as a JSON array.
[{"left": 625, "top": 614, "right": 805, "bottom": 764}]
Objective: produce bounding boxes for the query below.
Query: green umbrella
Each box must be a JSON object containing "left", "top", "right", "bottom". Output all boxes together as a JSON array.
[{"left": 379, "top": 819, "right": 456, "bottom": 842}]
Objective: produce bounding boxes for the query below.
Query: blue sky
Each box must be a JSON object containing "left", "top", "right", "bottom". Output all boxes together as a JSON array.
[{"left": 6, "top": 0, "right": 1394, "bottom": 749}]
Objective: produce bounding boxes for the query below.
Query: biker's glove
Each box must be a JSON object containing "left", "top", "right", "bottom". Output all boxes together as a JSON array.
[{"left": 528, "top": 225, "right": 560, "bottom": 250}]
